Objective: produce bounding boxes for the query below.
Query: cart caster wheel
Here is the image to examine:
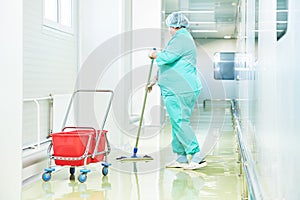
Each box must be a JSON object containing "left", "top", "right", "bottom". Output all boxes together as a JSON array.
[
  {"left": 70, "top": 167, "right": 75, "bottom": 175},
  {"left": 78, "top": 173, "right": 87, "bottom": 183},
  {"left": 42, "top": 172, "right": 51, "bottom": 182},
  {"left": 102, "top": 166, "right": 108, "bottom": 176}
]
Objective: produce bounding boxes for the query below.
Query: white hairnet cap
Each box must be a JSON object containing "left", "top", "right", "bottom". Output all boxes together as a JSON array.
[{"left": 166, "top": 12, "right": 189, "bottom": 28}]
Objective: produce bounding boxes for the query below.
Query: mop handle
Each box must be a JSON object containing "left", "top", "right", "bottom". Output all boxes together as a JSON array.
[{"left": 134, "top": 48, "right": 156, "bottom": 150}]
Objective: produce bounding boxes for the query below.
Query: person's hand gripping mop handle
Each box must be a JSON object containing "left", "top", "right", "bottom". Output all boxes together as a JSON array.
[{"left": 132, "top": 48, "right": 156, "bottom": 158}]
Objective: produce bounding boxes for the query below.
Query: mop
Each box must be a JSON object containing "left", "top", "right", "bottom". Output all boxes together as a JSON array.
[{"left": 116, "top": 52, "right": 156, "bottom": 161}]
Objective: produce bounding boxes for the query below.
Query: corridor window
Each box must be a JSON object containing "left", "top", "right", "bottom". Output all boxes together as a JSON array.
[
  {"left": 43, "top": 0, "right": 73, "bottom": 33},
  {"left": 213, "top": 52, "right": 235, "bottom": 80},
  {"left": 277, "top": 0, "right": 288, "bottom": 40}
]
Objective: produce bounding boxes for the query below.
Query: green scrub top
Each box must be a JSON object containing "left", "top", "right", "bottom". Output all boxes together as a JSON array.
[{"left": 156, "top": 28, "right": 202, "bottom": 96}]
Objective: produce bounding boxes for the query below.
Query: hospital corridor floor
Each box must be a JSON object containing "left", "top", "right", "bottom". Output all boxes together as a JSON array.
[{"left": 22, "top": 104, "right": 242, "bottom": 200}]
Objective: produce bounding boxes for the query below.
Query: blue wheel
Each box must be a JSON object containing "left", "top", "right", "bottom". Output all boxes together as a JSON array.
[
  {"left": 78, "top": 173, "right": 87, "bottom": 183},
  {"left": 102, "top": 167, "right": 108, "bottom": 176},
  {"left": 42, "top": 172, "right": 51, "bottom": 182}
]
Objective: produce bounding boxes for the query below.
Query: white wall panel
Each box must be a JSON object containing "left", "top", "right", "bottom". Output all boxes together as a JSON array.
[
  {"left": 79, "top": 0, "right": 121, "bottom": 65},
  {"left": 237, "top": 0, "right": 300, "bottom": 198},
  {"left": 0, "top": 0, "right": 22, "bottom": 199}
]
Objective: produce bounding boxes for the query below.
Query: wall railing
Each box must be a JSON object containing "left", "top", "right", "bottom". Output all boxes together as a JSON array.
[
  {"left": 230, "top": 100, "right": 264, "bottom": 200},
  {"left": 23, "top": 95, "right": 53, "bottom": 150}
]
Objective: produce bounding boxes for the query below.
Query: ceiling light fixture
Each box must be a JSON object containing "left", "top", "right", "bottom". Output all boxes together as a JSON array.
[
  {"left": 191, "top": 30, "right": 218, "bottom": 33},
  {"left": 276, "top": 21, "right": 288, "bottom": 24},
  {"left": 253, "top": 30, "right": 285, "bottom": 32},
  {"left": 189, "top": 21, "right": 216, "bottom": 25},
  {"left": 179, "top": 10, "right": 215, "bottom": 14},
  {"left": 276, "top": 10, "right": 288, "bottom": 12}
]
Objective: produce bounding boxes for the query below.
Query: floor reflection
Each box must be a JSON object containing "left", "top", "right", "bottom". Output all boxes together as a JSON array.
[
  {"left": 171, "top": 170, "right": 204, "bottom": 200},
  {"left": 39, "top": 174, "right": 112, "bottom": 200},
  {"left": 22, "top": 106, "right": 242, "bottom": 200}
]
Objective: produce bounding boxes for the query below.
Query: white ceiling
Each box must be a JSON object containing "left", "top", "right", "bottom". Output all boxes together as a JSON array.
[{"left": 162, "top": 0, "right": 240, "bottom": 39}]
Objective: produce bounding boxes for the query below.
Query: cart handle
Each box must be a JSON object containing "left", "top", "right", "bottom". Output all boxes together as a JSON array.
[
  {"left": 62, "top": 126, "right": 96, "bottom": 133},
  {"left": 61, "top": 89, "right": 114, "bottom": 131}
]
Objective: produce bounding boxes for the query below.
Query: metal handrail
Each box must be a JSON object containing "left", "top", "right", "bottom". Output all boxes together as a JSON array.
[
  {"left": 23, "top": 96, "right": 53, "bottom": 150},
  {"left": 231, "top": 100, "right": 264, "bottom": 200}
]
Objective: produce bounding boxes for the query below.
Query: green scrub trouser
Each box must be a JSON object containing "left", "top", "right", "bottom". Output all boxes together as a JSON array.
[{"left": 163, "top": 91, "right": 200, "bottom": 156}]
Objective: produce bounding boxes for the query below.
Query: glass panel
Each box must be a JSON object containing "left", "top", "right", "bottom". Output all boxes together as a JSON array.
[
  {"left": 213, "top": 52, "right": 235, "bottom": 80},
  {"left": 44, "top": 0, "right": 58, "bottom": 22},
  {"left": 277, "top": 0, "right": 288, "bottom": 40},
  {"left": 60, "top": 0, "right": 72, "bottom": 27}
]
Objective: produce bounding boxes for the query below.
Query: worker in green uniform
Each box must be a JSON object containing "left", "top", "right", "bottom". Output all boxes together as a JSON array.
[{"left": 149, "top": 12, "right": 207, "bottom": 170}]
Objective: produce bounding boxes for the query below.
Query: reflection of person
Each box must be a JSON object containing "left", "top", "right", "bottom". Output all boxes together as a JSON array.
[
  {"left": 171, "top": 171, "right": 204, "bottom": 199},
  {"left": 149, "top": 12, "right": 207, "bottom": 170}
]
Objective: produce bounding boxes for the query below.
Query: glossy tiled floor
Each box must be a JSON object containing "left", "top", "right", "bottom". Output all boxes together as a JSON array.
[{"left": 22, "top": 104, "right": 242, "bottom": 200}]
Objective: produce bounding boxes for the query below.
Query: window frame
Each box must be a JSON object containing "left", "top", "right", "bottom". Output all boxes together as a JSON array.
[{"left": 43, "top": 0, "right": 74, "bottom": 35}]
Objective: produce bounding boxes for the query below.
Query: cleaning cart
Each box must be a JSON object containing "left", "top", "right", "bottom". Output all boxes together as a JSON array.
[{"left": 42, "top": 89, "right": 114, "bottom": 183}]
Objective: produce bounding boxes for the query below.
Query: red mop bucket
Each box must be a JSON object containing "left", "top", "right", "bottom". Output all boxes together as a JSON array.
[
  {"left": 91, "top": 130, "right": 107, "bottom": 162},
  {"left": 52, "top": 128, "right": 108, "bottom": 166}
]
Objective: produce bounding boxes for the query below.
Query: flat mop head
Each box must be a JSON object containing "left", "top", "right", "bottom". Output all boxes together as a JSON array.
[
  {"left": 116, "top": 147, "right": 153, "bottom": 161},
  {"left": 116, "top": 155, "right": 153, "bottom": 162}
]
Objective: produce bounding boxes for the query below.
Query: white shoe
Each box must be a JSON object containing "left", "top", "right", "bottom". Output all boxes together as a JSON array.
[
  {"left": 166, "top": 160, "right": 189, "bottom": 168},
  {"left": 183, "top": 160, "right": 207, "bottom": 170}
]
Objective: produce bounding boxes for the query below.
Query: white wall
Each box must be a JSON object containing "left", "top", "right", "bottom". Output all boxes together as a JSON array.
[
  {"left": 132, "top": 0, "right": 161, "bottom": 29},
  {"left": 23, "top": 0, "right": 78, "bottom": 146},
  {"left": 79, "top": 0, "right": 122, "bottom": 65},
  {"left": 0, "top": 1, "right": 22, "bottom": 199},
  {"left": 237, "top": 0, "right": 300, "bottom": 198},
  {"left": 256, "top": 0, "right": 300, "bottom": 198},
  {"left": 131, "top": 0, "right": 161, "bottom": 125},
  {"left": 275, "top": 1, "right": 300, "bottom": 197}
]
